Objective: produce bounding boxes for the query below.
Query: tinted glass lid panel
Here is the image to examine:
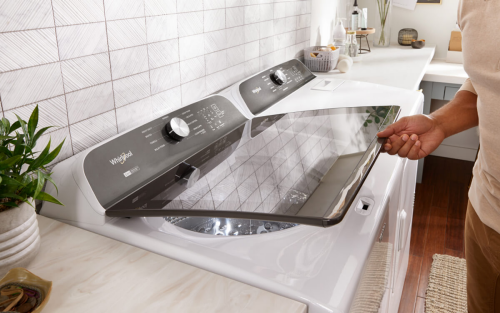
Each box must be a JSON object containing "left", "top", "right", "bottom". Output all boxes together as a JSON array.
[
  {"left": 239, "top": 59, "right": 316, "bottom": 115},
  {"left": 113, "top": 105, "right": 399, "bottom": 227},
  {"left": 84, "top": 95, "right": 248, "bottom": 210}
]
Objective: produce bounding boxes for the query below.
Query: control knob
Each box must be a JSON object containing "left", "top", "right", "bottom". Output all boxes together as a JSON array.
[
  {"left": 165, "top": 117, "right": 190, "bottom": 141},
  {"left": 176, "top": 163, "right": 201, "bottom": 188},
  {"left": 270, "top": 70, "right": 287, "bottom": 85}
]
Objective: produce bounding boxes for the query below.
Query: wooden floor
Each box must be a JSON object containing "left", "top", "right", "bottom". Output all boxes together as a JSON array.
[{"left": 398, "top": 155, "right": 474, "bottom": 313}]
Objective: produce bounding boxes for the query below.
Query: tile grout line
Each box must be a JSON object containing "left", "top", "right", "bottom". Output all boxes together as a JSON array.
[
  {"left": 102, "top": 0, "right": 120, "bottom": 134},
  {"left": 49, "top": 0, "right": 75, "bottom": 156}
]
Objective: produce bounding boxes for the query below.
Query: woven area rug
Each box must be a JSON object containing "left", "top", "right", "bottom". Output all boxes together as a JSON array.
[{"left": 426, "top": 254, "right": 467, "bottom": 313}]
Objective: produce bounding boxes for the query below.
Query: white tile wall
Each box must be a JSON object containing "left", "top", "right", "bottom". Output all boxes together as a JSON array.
[{"left": 0, "top": 0, "right": 311, "bottom": 165}]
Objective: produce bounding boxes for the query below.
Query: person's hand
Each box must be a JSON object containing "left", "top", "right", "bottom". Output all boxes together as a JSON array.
[{"left": 377, "top": 114, "right": 446, "bottom": 160}]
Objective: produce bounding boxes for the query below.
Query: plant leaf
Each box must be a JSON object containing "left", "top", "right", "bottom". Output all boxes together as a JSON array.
[
  {"left": 0, "top": 155, "right": 22, "bottom": 171},
  {"left": 33, "top": 170, "right": 44, "bottom": 199},
  {"left": 0, "top": 174, "right": 25, "bottom": 188},
  {"left": 34, "top": 192, "right": 63, "bottom": 206},
  {"left": 41, "top": 139, "right": 64, "bottom": 166},
  {"left": 28, "top": 105, "right": 39, "bottom": 139},
  {"left": 0, "top": 193, "right": 25, "bottom": 201},
  {"left": 27, "top": 140, "right": 51, "bottom": 172},
  {"left": 12, "top": 134, "right": 25, "bottom": 156},
  {"left": 9, "top": 121, "right": 20, "bottom": 134},
  {"left": 0, "top": 202, "right": 18, "bottom": 208},
  {"left": 31, "top": 126, "right": 52, "bottom": 146},
  {"left": 375, "top": 116, "right": 380, "bottom": 124}
]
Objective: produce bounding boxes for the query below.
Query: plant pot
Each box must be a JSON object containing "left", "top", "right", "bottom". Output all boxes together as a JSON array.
[{"left": 0, "top": 201, "right": 40, "bottom": 277}]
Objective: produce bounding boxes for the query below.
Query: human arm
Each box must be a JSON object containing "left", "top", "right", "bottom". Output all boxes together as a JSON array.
[{"left": 377, "top": 82, "right": 478, "bottom": 160}]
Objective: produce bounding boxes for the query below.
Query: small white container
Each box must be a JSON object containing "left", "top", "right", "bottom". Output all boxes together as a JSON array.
[{"left": 304, "top": 46, "right": 340, "bottom": 72}]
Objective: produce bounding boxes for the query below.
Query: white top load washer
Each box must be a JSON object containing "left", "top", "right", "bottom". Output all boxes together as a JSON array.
[{"left": 41, "top": 59, "right": 423, "bottom": 313}]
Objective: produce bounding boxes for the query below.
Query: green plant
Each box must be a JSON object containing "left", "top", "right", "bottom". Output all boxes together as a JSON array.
[
  {"left": 364, "top": 106, "right": 390, "bottom": 127},
  {"left": 0, "top": 105, "right": 64, "bottom": 212}
]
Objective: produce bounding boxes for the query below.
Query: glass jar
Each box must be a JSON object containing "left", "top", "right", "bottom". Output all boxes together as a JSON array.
[{"left": 346, "top": 31, "right": 358, "bottom": 57}]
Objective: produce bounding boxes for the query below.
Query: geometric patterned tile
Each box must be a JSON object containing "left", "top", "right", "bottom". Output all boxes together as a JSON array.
[
  {"left": 204, "top": 29, "right": 226, "bottom": 54},
  {"left": 226, "top": 45, "right": 245, "bottom": 67},
  {"left": 259, "top": 20, "right": 274, "bottom": 39},
  {"left": 0, "top": 62, "right": 64, "bottom": 110},
  {"left": 203, "top": 0, "right": 225, "bottom": 10},
  {"left": 56, "top": 23, "right": 108, "bottom": 60},
  {"left": 226, "top": 26, "right": 245, "bottom": 48},
  {"left": 113, "top": 72, "right": 151, "bottom": 107},
  {"left": 70, "top": 110, "right": 118, "bottom": 153},
  {"left": 273, "top": 3, "right": 286, "bottom": 19},
  {"left": 4, "top": 95, "right": 68, "bottom": 133},
  {"left": 259, "top": 4, "right": 273, "bottom": 22},
  {"left": 179, "top": 55, "right": 205, "bottom": 84},
  {"left": 0, "top": 28, "right": 59, "bottom": 72},
  {"left": 52, "top": 0, "right": 105, "bottom": 26},
  {"left": 178, "top": 34, "right": 205, "bottom": 61},
  {"left": 285, "top": 2, "right": 297, "bottom": 17},
  {"left": 103, "top": 0, "right": 145, "bottom": 21},
  {"left": 109, "top": 45, "right": 149, "bottom": 79},
  {"left": 226, "top": 7, "right": 244, "bottom": 28},
  {"left": 285, "top": 16, "right": 298, "bottom": 32},
  {"left": 148, "top": 39, "right": 179, "bottom": 69},
  {"left": 146, "top": 15, "right": 178, "bottom": 43},
  {"left": 66, "top": 82, "right": 115, "bottom": 124},
  {"left": 0, "top": 0, "right": 53, "bottom": 32},
  {"left": 205, "top": 69, "right": 228, "bottom": 94},
  {"left": 244, "top": 5, "right": 260, "bottom": 24},
  {"left": 177, "top": 12, "right": 203, "bottom": 38},
  {"left": 151, "top": 86, "right": 182, "bottom": 116},
  {"left": 177, "top": 0, "right": 203, "bottom": 13},
  {"left": 244, "top": 23, "right": 259, "bottom": 43},
  {"left": 145, "top": 0, "right": 176, "bottom": 16},
  {"left": 226, "top": 0, "right": 244, "bottom": 7},
  {"left": 150, "top": 63, "right": 181, "bottom": 94},
  {"left": 205, "top": 50, "right": 227, "bottom": 75},
  {"left": 204, "top": 9, "right": 225, "bottom": 32},
  {"left": 107, "top": 18, "right": 147, "bottom": 51},
  {"left": 116, "top": 97, "right": 153, "bottom": 133},
  {"left": 181, "top": 76, "right": 206, "bottom": 106},
  {"left": 60, "top": 52, "right": 111, "bottom": 92}
]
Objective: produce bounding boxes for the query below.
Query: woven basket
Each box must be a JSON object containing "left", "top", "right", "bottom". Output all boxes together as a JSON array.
[{"left": 304, "top": 46, "right": 340, "bottom": 72}]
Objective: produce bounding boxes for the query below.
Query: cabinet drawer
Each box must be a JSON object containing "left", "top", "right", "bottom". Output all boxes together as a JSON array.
[{"left": 444, "top": 86, "right": 460, "bottom": 101}]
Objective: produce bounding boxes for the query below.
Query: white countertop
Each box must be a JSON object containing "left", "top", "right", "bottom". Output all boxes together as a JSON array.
[
  {"left": 315, "top": 44, "right": 436, "bottom": 91},
  {"left": 422, "top": 59, "right": 468, "bottom": 85},
  {"left": 28, "top": 216, "right": 308, "bottom": 313},
  {"left": 314, "top": 45, "right": 468, "bottom": 90}
]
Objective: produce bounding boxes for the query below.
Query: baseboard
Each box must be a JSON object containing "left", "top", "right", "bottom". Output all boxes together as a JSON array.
[{"left": 430, "top": 144, "right": 478, "bottom": 162}]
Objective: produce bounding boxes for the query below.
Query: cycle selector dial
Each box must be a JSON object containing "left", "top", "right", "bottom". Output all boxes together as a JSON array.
[
  {"left": 166, "top": 117, "right": 190, "bottom": 141},
  {"left": 270, "top": 70, "right": 287, "bottom": 85}
]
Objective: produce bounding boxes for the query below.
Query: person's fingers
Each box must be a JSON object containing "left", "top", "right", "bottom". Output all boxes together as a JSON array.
[
  {"left": 397, "top": 134, "right": 418, "bottom": 158},
  {"left": 377, "top": 117, "right": 408, "bottom": 138},
  {"left": 383, "top": 138, "right": 392, "bottom": 152},
  {"left": 407, "top": 140, "right": 422, "bottom": 160},
  {"left": 387, "top": 134, "right": 409, "bottom": 155}
]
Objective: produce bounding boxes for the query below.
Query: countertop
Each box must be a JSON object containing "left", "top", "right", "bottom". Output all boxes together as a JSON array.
[
  {"left": 27, "top": 216, "right": 307, "bottom": 313},
  {"left": 315, "top": 44, "right": 436, "bottom": 91},
  {"left": 422, "top": 59, "right": 468, "bottom": 85}
]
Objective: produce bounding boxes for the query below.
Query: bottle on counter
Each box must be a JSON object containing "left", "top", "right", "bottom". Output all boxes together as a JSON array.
[
  {"left": 351, "top": 0, "right": 360, "bottom": 30},
  {"left": 346, "top": 31, "right": 359, "bottom": 57},
  {"left": 332, "top": 18, "right": 347, "bottom": 55}
]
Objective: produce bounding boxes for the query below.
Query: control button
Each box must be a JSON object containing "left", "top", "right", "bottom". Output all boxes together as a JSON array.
[
  {"left": 176, "top": 165, "right": 200, "bottom": 188},
  {"left": 165, "top": 117, "right": 190, "bottom": 141},
  {"left": 270, "top": 70, "right": 287, "bottom": 85}
]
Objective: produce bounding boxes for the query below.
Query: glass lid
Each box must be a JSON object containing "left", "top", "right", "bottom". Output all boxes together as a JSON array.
[{"left": 153, "top": 105, "right": 400, "bottom": 227}]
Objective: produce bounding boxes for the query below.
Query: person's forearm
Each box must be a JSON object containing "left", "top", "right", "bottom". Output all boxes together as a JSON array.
[{"left": 429, "top": 90, "right": 478, "bottom": 138}]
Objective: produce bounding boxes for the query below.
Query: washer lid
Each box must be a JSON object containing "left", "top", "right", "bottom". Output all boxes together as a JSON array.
[{"left": 106, "top": 105, "right": 400, "bottom": 228}]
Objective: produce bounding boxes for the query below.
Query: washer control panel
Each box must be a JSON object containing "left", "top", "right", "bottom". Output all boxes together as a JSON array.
[
  {"left": 239, "top": 59, "right": 315, "bottom": 115},
  {"left": 83, "top": 95, "right": 248, "bottom": 212}
]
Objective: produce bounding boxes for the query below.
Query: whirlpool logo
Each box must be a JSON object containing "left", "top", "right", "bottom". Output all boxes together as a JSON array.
[
  {"left": 252, "top": 87, "right": 261, "bottom": 94},
  {"left": 109, "top": 151, "right": 133, "bottom": 165}
]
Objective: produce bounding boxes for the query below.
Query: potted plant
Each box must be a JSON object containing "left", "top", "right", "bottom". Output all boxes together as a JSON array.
[{"left": 0, "top": 105, "right": 64, "bottom": 276}]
